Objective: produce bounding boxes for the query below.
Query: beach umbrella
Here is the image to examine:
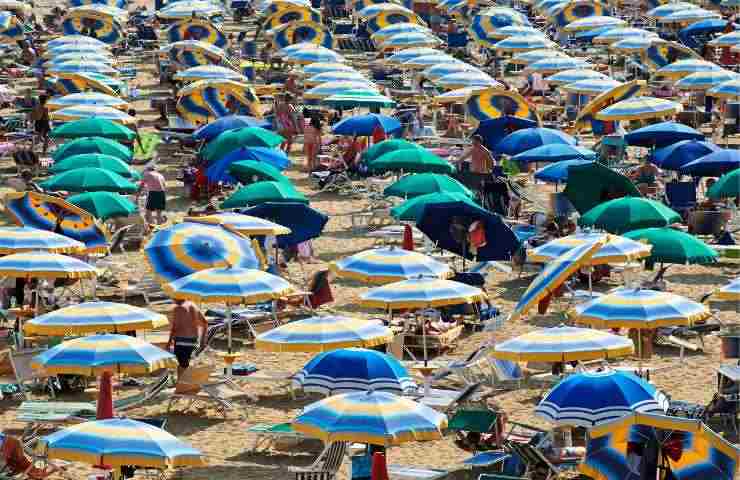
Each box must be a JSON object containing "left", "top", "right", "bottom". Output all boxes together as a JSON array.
[
  {"left": 281, "top": 44, "right": 345, "bottom": 65},
  {"left": 176, "top": 79, "right": 261, "bottom": 124},
  {"left": 358, "top": 3, "right": 414, "bottom": 18},
  {"left": 366, "top": 10, "right": 424, "bottom": 34},
  {"left": 172, "top": 65, "right": 247, "bottom": 83},
  {"left": 46, "top": 53, "right": 114, "bottom": 67},
  {"left": 51, "top": 71, "right": 120, "bottom": 96},
  {"left": 379, "top": 32, "right": 441, "bottom": 51},
  {"left": 658, "top": 59, "right": 722, "bottom": 79},
  {"left": 164, "top": 40, "right": 225, "bottom": 68},
  {"left": 386, "top": 47, "right": 441, "bottom": 64},
  {"left": 0, "top": 226, "right": 84, "bottom": 254},
  {"left": 708, "top": 168, "right": 740, "bottom": 199},
  {"left": 400, "top": 53, "right": 459, "bottom": 69},
  {"left": 184, "top": 212, "right": 291, "bottom": 236},
  {"left": 563, "top": 15, "right": 626, "bottom": 31},
  {"left": 490, "top": 25, "right": 546, "bottom": 39},
  {"left": 363, "top": 139, "right": 423, "bottom": 162},
  {"left": 243, "top": 202, "right": 328, "bottom": 247},
  {"left": 256, "top": 315, "right": 393, "bottom": 352},
  {"left": 433, "top": 87, "right": 489, "bottom": 104},
  {"left": 708, "top": 78, "right": 740, "bottom": 99},
  {"left": 528, "top": 233, "right": 651, "bottom": 265},
  {"left": 595, "top": 96, "right": 682, "bottom": 121},
  {"left": 580, "top": 413, "right": 740, "bottom": 480},
  {"left": 143, "top": 222, "right": 259, "bottom": 284},
  {"left": 512, "top": 144, "right": 596, "bottom": 163},
  {"left": 38, "top": 418, "right": 205, "bottom": 469},
  {"left": 495, "top": 127, "right": 575, "bottom": 156},
  {"left": 511, "top": 48, "right": 569, "bottom": 65},
  {"left": 369, "top": 149, "right": 454, "bottom": 174},
  {"left": 332, "top": 113, "right": 402, "bottom": 136},
  {"left": 546, "top": 68, "right": 607, "bottom": 86},
  {"left": 4, "top": 191, "right": 110, "bottom": 254},
  {"left": 261, "top": 5, "right": 321, "bottom": 29},
  {"left": 593, "top": 27, "right": 657, "bottom": 44},
  {"left": 304, "top": 71, "right": 370, "bottom": 87},
  {"left": 205, "top": 147, "right": 290, "bottom": 183},
  {"left": 50, "top": 105, "right": 136, "bottom": 125},
  {"left": 490, "top": 324, "right": 634, "bottom": 362},
  {"left": 304, "top": 81, "right": 378, "bottom": 101},
  {"left": 67, "top": 191, "right": 137, "bottom": 220},
  {"left": 47, "top": 60, "right": 119, "bottom": 76},
  {"left": 294, "top": 348, "right": 416, "bottom": 395},
  {"left": 44, "top": 43, "right": 109, "bottom": 58},
  {"left": 536, "top": 370, "right": 668, "bottom": 427},
  {"left": 359, "top": 277, "right": 486, "bottom": 310},
  {"left": 564, "top": 162, "right": 640, "bottom": 214},
  {"left": 493, "top": 34, "right": 554, "bottom": 52},
  {"left": 651, "top": 140, "right": 719, "bottom": 170},
  {"left": 534, "top": 159, "right": 593, "bottom": 183},
  {"left": 166, "top": 18, "right": 226, "bottom": 47},
  {"left": 470, "top": 6, "right": 530, "bottom": 48},
  {"left": 41, "top": 168, "right": 138, "bottom": 194},
  {"left": 24, "top": 301, "right": 167, "bottom": 336},
  {"left": 50, "top": 118, "right": 135, "bottom": 141},
  {"left": 302, "top": 62, "right": 356, "bottom": 75},
  {"left": 371, "top": 22, "right": 431, "bottom": 43},
  {"left": 221, "top": 181, "right": 308, "bottom": 208},
  {"left": 52, "top": 137, "right": 132, "bottom": 163},
  {"left": 647, "top": 2, "right": 695, "bottom": 18},
  {"left": 680, "top": 149, "right": 740, "bottom": 176},
  {"left": 661, "top": 8, "right": 719, "bottom": 23},
  {"left": 0, "top": 251, "right": 96, "bottom": 279},
  {"left": 435, "top": 72, "right": 501, "bottom": 90},
  {"left": 271, "top": 21, "right": 334, "bottom": 50},
  {"left": 624, "top": 121, "right": 703, "bottom": 148},
  {"left": 330, "top": 247, "right": 452, "bottom": 284},
  {"left": 580, "top": 198, "right": 681, "bottom": 234},
  {"left": 203, "top": 127, "right": 284, "bottom": 161},
  {"left": 62, "top": 13, "right": 124, "bottom": 45},
  {"left": 609, "top": 37, "right": 653, "bottom": 53},
  {"left": 228, "top": 160, "right": 288, "bottom": 184},
  {"left": 527, "top": 57, "right": 590, "bottom": 73},
  {"left": 561, "top": 78, "right": 623, "bottom": 95},
  {"left": 157, "top": 0, "right": 223, "bottom": 19},
  {"left": 46, "top": 93, "right": 128, "bottom": 111},
  {"left": 717, "top": 278, "right": 740, "bottom": 300},
  {"left": 384, "top": 173, "right": 472, "bottom": 198},
  {"left": 623, "top": 227, "right": 718, "bottom": 266},
  {"left": 47, "top": 35, "right": 109, "bottom": 49},
  {"left": 675, "top": 70, "right": 738, "bottom": 91},
  {"left": 422, "top": 63, "right": 481, "bottom": 80},
  {"left": 390, "top": 192, "right": 478, "bottom": 222},
  {"left": 466, "top": 88, "right": 540, "bottom": 124},
  {"left": 263, "top": 0, "right": 312, "bottom": 12},
  {"left": 193, "top": 116, "right": 271, "bottom": 143},
  {"left": 709, "top": 30, "right": 740, "bottom": 47},
  {"left": 292, "top": 391, "right": 446, "bottom": 446},
  {"left": 322, "top": 89, "right": 396, "bottom": 109},
  {"left": 50, "top": 153, "right": 139, "bottom": 179}
]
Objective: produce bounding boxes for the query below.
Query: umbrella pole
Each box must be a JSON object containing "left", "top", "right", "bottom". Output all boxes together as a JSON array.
[
  {"left": 227, "top": 303, "right": 234, "bottom": 378},
  {"left": 422, "top": 313, "right": 428, "bottom": 367}
]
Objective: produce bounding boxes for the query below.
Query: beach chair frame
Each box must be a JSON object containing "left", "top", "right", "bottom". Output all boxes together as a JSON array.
[{"left": 288, "top": 441, "right": 347, "bottom": 480}]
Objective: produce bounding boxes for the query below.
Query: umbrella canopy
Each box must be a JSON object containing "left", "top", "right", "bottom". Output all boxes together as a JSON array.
[
  {"left": 491, "top": 324, "right": 634, "bottom": 362},
  {"left": 24, "top": 301, "right": 167, "bottom": 336},
  {"left": 423, "top": 63, "right": 481, "bottom": 80},
  {"left": 471, "top": 6, "right": 530, "bottom": 47},
  {"left": 680, "top": 149, "right": 740, "bottom": 177},
  {"left": 271, "top": 20, "right": 334, "bottom": 50},
  {"left": 164, "top": 40, "right": 225, "bottom": 68},
  {"left": 658, "top": 59, "right": 722, "bottom": 79},
  {"left": 50, "top": 153, "right": 140, "bottom": 179},
  {"left": 221, "top": 181, "right": 308, "bottom": 208},
  {"left": 609, "top": 37, "right": 653, "bottom": 53},
  {"left": 359, "top": 277, "right": 486, "bottom": 310},
  {"left": 256, "top": 315, "right": 393, "bottom": 352},
  {"left": 280, "top": 44, "right": 345, "bottom": 64},
  {"left": 647, "top": 2, "right": 695, "bottom": 17},
  {"left": 47, "top": 93, "right": 128, "bottom": 111},
  {"left": 166, "top": 18, "right": 227, "bottom": 47},
  {"left": 528, "top": 233, "right": 651, "bottom": 265},
  {"left": 575, "top": 79, "right": 648, "bottom": 132},
  {"left": 294, "top": 348, "right": 416, "bottom": 395},
  {"left": 379, "top": 32, "right": 441, "bottom": 51},
  {"left": 0, "top": 251, "right": 96, "bottom": 279},
  {"left": 624, "top": 121, "right": 703, "bottom": 148},
  {"left": 304, "top": 71, "right": 369, "bottom": 87},
  {"left": 52, "top": 137, "right": 132, "bottom": 163},
  {"left": 563, "top": 15, "right": 625, "bottom": 31},
  {"left": 386, "top": 47, "right": 441, "bottom": 64},
  {"left": 304, "top": 81, "right": 379, "bottom": 101},
  {"left": 50, "top": 118, "right": 135, "bottom": 141},
  {"left": 50, "top": 105, "right": 136, "bottom": 125},
  {"left": 595, "top": 96, "right": 682, "bottom": 121},
  {"left": 38, "top": 418, "right": 206, "bottom": 469},
  {"left": 493, "top": 34, "right": 554, "bottom": 52},
  {"left": 384, "top": 173, "right": 472, "bottom": 198},
  {"left": 562, "top": 162, "right": 640, "bottom": 214},
  {"left": 717, "top": 278, "right": 740, "bottom": 301},
  {"left": 707, "top": 78, "right": 740, "bottom": 98},
  {"left": 243, "top": 202, "right": 329, "bottom": 247},
  {"left": 302, "top": 62, "right": 357, "bottom": 76},
  {"left": 332, "top": 114, "right": 402, "bottom": 136},
  {"left": 202, "top": 127, "right": 284, "bottom": 162},
  {"left": 4, "top": 191, "right": 110, "bottom": 253},
  {"left": 623, "top": 227, "right": 718, "bottom": 265},
  {"left": 41, "top": 168, "right": 138, "bottom": 194},
  {"left": 650, "top": 140, "right": 719, "bottom": 171},
  {"left": 512, "top": 144, "right": 596, "bottom": 163},
  {"left": 466, "top": 88, "right": 541, "bottom": 124},
  {"left": 369, "top": 149, "right": 454, "bottom": 174},
  {"left": 173, "top": 65, "right": 247, "bottom": 83},
  {"left": 708, "top": 168, "right": 740, "bottom": 199},
  {"left": 176, "top": 79, "right": 261, "bottom": 124},
  {"left": 292, "top": 391, "right": 447, "bottom": 446},
  {"left": 62, "top": 15, "right": 124, "bottom": 45},
  {"left": 561, "top": 79, "right": 623, "bottom": 95},
  {"left": 511, "top": 48, "right": 569, "bottom": 65},
  {"left": 527, "top": 57, "right": 591, "bottom": 73},
  {"left": 534, "top": 159, "right": 594, "bottom": 183},
  {"left": 143, "top": 222, "right": 259, "bottom": 284},
  {"left": 662, "top": 8, "right": 719, "bottom": 23},
  {"left": 536, "top": 370, "right": 668, "bottom": 427},
  {"left": 570, "top": 287, "right": 711, "bottom": 328},
  {"left": 491, "top": 25, "right": 547, "bottom": 39},
  {"left": 67, "top": 191, "right": 137, "bottom": 220},
  {"left": 363, "top": 139, "right": 423, "bottom": 163},
  {"left": 330, "top": 247, "right": 451, "bottom": 284},
  {"left": 372, "top": 22, "right": 431, "bottom": 42},
  {"left": 322, "top": 89, "right": 396, "bottom": 109},
  {"left": 580, "top": 413, "right": 740, "bottom": 480},
  {"left": 546, "top": 68, "right": 608, "bottom": 86},
  {"left": 390, "top": 192, "right": 478, "bottom": 222},
  {"left": 228, "top": 160, "right": 288, "bottom": 184},
  {"left": 185, "top": 212, "right": 290, "bottom": 236},
  {"left": 206, "top": 148, "right": 290, "bottom": 183},
  {"left": 193, "top": 116, "right": 272, "bottom": 143},
  {"left": 579, "top": 197, "right": 681, "bottom": 234},
  {"left": 495, "top": 127, "right": 575, "bottom": 156},
  {"left": 435, "top": 72, "right": 500, "bottom": 90},
  {"left": 675, "top": 70, "right": 738, "bottom": 91},
  {"left": 47, "top": 35, "right": 109, "bottom": 49},
  {"left": 0, "top": 226, "right": 84, "bottom": 254},
  {"left": 47, "top": 60, "right": 119, "bottom": 76},
  {"left": 52, "top": 72, "right": 120, "bottom": 97},
  {"left": 593, "top": 27, "right": 657, "bottom": 44},
  {"left": 709, "top": 30, "right": 740, "bottom": 47},
  {"left": 162, "top": 267, "right": 293, "bottom": 304},
  {"left": 157, "top": 0, "right": 223, "bottom": 19}
]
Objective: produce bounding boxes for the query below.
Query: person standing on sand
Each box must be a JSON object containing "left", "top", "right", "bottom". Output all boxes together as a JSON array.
[
  {"left": 303, "top": 114, "right": 322, "bottom": 171},
  {"left": 139, "top": 164, "right": 167, "bottom": 226},
  {"left": 167, "top": 299, "right": 207, "bottom": 378}
]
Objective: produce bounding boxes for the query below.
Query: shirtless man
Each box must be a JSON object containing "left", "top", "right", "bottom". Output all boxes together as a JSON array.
[{"left": 167, "top": 300, "right": 208, "bottom": 377}]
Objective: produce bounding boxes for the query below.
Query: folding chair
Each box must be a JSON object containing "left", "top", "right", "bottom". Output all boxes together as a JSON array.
[
  {"left": 166, "top": 367, "right": 249, "bottom": 419},
  {"left": 0, "top": 349, "right": 57, "bottom": 401},
  {"left": 247, "top": 422, "right": 306, "bottom": 451},
  {"left": 664, "top": 181, "right": 697, "bottom": 219},
  {"left": 505, "top": 442, "right": 579, "bottom": 480},
  {"left": 288, "top": 441, "right": 347, "bottom": 480}
]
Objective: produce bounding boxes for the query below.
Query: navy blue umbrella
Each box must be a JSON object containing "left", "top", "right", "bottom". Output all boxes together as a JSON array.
[
  {"left": 193, "top": 115, "right": 272, "bottom": 142},
  {"left": 417, "top": 201, "right": 520, "bottom": 261},
  {"left": 331, "top": 114, "right": 402, "bottom": 136},
  {"left": 205, "top": 147, "right": 290, "bottom": 183},
  {"left": 243, "top": 202, "right": 328, "bottom": 247},
  {"left": 472, "top": 116, "right": 537, "bottom": 152},
  {"left": 680, "top": 149, "right": 740, "bottom": 177},
  {"left": 624, "top": 121, "right": 703, "bottom": 148},
  {"left": 678, "top": 19, "right": 728, "bottom": 50},
  {"left": 534, "top": 159, "right": 594, "bottom": 183},
  {"left": 651, "top": 140, "right": 720, "bottom": 171},
  {"left": 494, "top": 128, "right": 575, "bottom": 156},
  {"left": 512, "top": 144, "right": 596, "bottom": 163}
]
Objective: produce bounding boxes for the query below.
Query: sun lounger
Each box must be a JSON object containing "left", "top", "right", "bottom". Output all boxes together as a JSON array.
[
  {"left": 288, "top": 441, "right": 347, "bottom": 480},
  {"left": 408, "top": 382, "right": 482, "bottom": 412},
  {"left": 505, "top": 441, "right": 580, "bottom": 480},
  {"left": 387, "top": 465, "right": 449, "bottom": 480},
  {"left": 247, "top": 422, "right": 307, "bottom": 452},
  {"left": 166, "top": 367, "right": 249, "bottom": 419}
]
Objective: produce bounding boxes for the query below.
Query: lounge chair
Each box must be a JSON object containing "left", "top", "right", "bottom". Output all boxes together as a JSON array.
[
  {"left": 505, "top": 441, "right": 580, "bottom": 480},
  {"left": 449, "top": 409, "right": 503, "bottom": 451},
  {"left": 247, "top": 423, "right": 307, "bottom": 452},
  {"left": 0, "top": 349, "right": 56, "bottom": 401},
  {"left": 408, "top": 382, "right": 483, "bottom": 412},
  {"left": 166, "top": 367, "right": 249, "bottom": 419},
  {"left": 288, "top": 441, "right": 347, "bottom": 480},
  {"left": 386, "top": 465, "right": 449, "bottom": 480}
]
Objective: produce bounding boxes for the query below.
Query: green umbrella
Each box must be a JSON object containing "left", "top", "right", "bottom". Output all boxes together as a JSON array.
[
  {"left": 579, "top": 197, "right": 681, "bottom": 234},
  {"left": 390, "top": 192, "right": 478, "bottom": 222},
  {"left": 322, "top": 89, "right": 397, "bottom": 109},
  {"left": 708, "top": 169, "right": 740, "bottom": 199},
  {"left": 202, "top": 127, "right": 285, "bottom": 162},
  {"left": 369, "top": 149, "right": 454, "bottom": 174},
  {"left": 40, "top": 168, "right": 138, "bottom": 194},
  {"left": 228, "top": 160, "right": 289, "bottom": 184},
  {"left": 52, "top": 137, "right": 133, "bottom": 163},
  {"left": 564, "top": 162, "right": 641, "bottom": 214},
  {"left": 50, "top": 119, "right": 136, "bottom": 141},
  {"left": 363, "top": 139, "right": 423, "bottom": 163},
  {"left": 384, "top": 173, "right": 473, "bottom": 199},
  {"left": 68, "top": 191, "right": 138, "bottom": 220},
  {"left": 221, "top": 181, "right": 308, "bottom": 208},
  {"left": 51, "top": 154, "right": 141, "bottom": 180},
  {"left": 623, "top": 227, "right": 718, "bottom": 265}
]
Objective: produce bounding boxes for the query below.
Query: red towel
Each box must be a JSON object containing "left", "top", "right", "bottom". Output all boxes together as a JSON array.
[
  {"left": 403, "top": 224, "right": 414, "bottom": 251},
  {"left": 309, "top": 270, "right": 333, "bottom": 309},
  {"left": 96, "top": 371, "right": 114, "bottom": 420},
  {"left": 2, "top": 435, "right": 31, "bottom": 474},
  {"left": 371, "top": 452, "right": 389, "bottom": 480}
]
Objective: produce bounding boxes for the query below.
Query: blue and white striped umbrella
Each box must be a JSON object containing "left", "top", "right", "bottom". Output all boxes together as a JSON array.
[
  {"left": 595, "top": 96, "right": 682, "bottom": 121},
  {"left": 304, "top": 71, "right": 368, "bottom": 87},
  {"left": 0, "top": 251, "right": 96, "bottom": 279},
  {"left": 294, "top": 348, "right": 416, "bottom": 395},
  {"left": 494, "top": 34, "right": 554, "bottom": 52},
  {"left": 379, "top": 32, "right": 442, "bottom": 51},
  {"left": 609, "top": 37, "right": 653, "bottom": 53},
  {"left": 172, "top": 65, "right": 246, "bottom": 82},
  {"left": 279, "top": 43, "right": 345, "bottom": 64},
  {"left": 593, "top": 27, "right": 657, "bottom": 44},
  {"left": 386, "top": 47, "right": 441, "bottom": 64},
  {"left": 0, "top": 226, "right": 84, "bottom": 254},
  {"left": 401, "top": 54, "right": 459, "bottom": 69},
  {"left": 717, "top": 277, "right": 740, "bottom": 301},
  {"left": 47, "top": 60, "right": 118, "bottom": 76},
  {"left": 528, "top": 233, "right": 651, "bottom": 265},
  {"left": 358, "top": 3, "right": 414, "bottom": 19},
  {"left": 304, "top": 81, "right": 378, "bottom": 100},
  {"left": 561, "top": 78, "right": 623, "bottom": 95},
  {"left": 710, "top": 31, "right": 740, "bottom": 47},
  {"left": 708, "top": 79, "right": 740, "bottom": 98},
  {"left": 658, "top": 59, "right": 723, "bottom": 79},
  {"left": 562, "top": 15, "right": 626, "bottom": 32},
  {"left": 535, "top": 370, "right": 669, "bottom": 427},
  {"left": 50, "top": 105, "right": 136, "bottom": 125},
  {"left": 511, "top": 48, "right": 568, "bottom": 65},
  {"left": 470, "top": 6, "right": 530, "bottom": 48},
  {"left": 359, "top": 277, "right": 486, "bottom": 310},
  {"left": 47, "top": 92, "right": 128, "bottom": 111},
  {"left": 24, "top": 301, "right": 168, "bottom": 336},
  {"left": 330, "top": 247, "right": 451, "bottom": 284},
  {"left": 435, "top": 71, "right": 501, "bottom": 89},
  {"left": 527, "top": 57, "right": 590, "bottom": 73},
  {"left": 164, "top": 40, "right": 225, "bottom": 68},
  {"left": 157, "top": 0, "right": 223, "bottom": 20},
  {"left": 647, "top": 2, "right": 694, "bottom": 18},
  {"left": 661, "top": 8, "right": 719, "bottom": 23},
  {"left": 371, "top": 22, "right": 431, "bottom": 43},
  {"left": 302, "top": 62, "right": 357, "bottom": 76},
  {"left": 45, "top": 44, "right": 109, "bottom": 60},
  {"left": 162, "top": 267, "right": 293, "bottom": 304},
  {"left": 422, "top": 63, "right": 481, "bottom": 80},
  {"left": 47, "top": 35, "right": 109, "bottom": 49},
  {"left": 46, "top": 53, "right": 113, "bottom": 66},
  {"left": 675, "top": 70, "right": 738, "bottom": 91},
  {"left": 491, "top": 25, "right": 546, "bottom": 40},
  {"left": 546, "top": 68, "right": 606, "bottom": 86}
]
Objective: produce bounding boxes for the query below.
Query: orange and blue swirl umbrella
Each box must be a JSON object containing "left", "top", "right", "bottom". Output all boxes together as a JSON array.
[
  {"left": 330, "top": 247, "right": 451, "bottom": 284},
  {"left": 471, "top": 6, "right": 530, "bottom": 47},
  {"left": 143, "top": 221, "right": 259, "bottom": 283},
  {"left": 0, "top": 12, "right": 24, "bottom": 42},
  {"left": 50, "top": 105, "right": 136, "bottom": 125},
  {"left": 0, "top": 251, "right": 96, "bottom": 279},
  {"left": 580, "top": 413, "right": 740, "bottom": 480},
  {"left": 645, "top": 39, "right": 700, "bottom": 70},
  {"left": 47, "top": 93, "right": 128, "bottom": 111},
  {"left": 546, "top": 68, "right": 607, "bottom": 85},
  {"left": 717, "top": 277, "right": 740, "bottom": 301},
  {"left": 264, "top": 0, "right": 311, "bottom": 14},
  {"left": 24, "top": 301, "right": 168, "bottom": 336},
  {"left": 675, "top": 70, "right": 738, "bottom": 91},
  {"left": 570, "top": 287, "right": 711, "bottom": 328},
  {"left": 166, "top": 18, "right": 226, "bottom": 47},
  {"left": 527, "top": 56, "right": 590, "bottom": 73},
  {"left": 38, "top": 418, "right": 206, "bottom": 469},
  {"left": 359, "top": 277, "right": 486, "bottom": 310},
  {"left": 494, "top": 34, "right": 555, "bottom": 52},
  {"left": 305, "top": 71, "right": 368, "bottom": 86},
  {"left": 435, "top": 71, "right": 500, "bottom": 89},
  {"left": 256, "top": 315, "right": 394, "bottom": 352},
  {"left": 358, "top": 3, "right": 414, "bottom": 19},
  {"left": 595, "top": 96, "right": 682, "bottom": 121},
  {"left": 379, "top": 32, "right": 441, "bottom": 51},
  {"left": 52, "top": 72, "right": 120, "bottom": 96},
  {"left": 553, "top": 0, "right": 608, "bottom": 28},
  {"left": 371, "top": 22, "right": 430, "bottom": 43},
  {"left": 261, "top": 6, "right": 321, "bottom": 29},
  {"left": 367, "top": 10, "right": 425, "bottom": 34},
  {"left": 292, "top": 391, "right": 447, "bottom": 446},
  {"left": 47, "top": 60, "right": 118, "bottom": 76},
  {"left": 528, "top": 233, "right": 651, "bottom": 265},
  {"left": 511, "top": 48, "right": 568, "bottom": 65},
  {"left": 173, "top": 65, "right": 247, "bottom": 82},
  {"left": 563, "top": 15, "right": 626, "bottom": 32},
  {"left": 304, "top": 80, "right": 378, "bottom": 100},
  {"left": 511, "top": 236, "right": 606, "bottom": 321},
  {"left": 165, "top": 40, "right": 225, "bottom": 68},
  {"left": 490, "top": 324, "right": 634, "bottom": 362},
  {"left": 162, "top": 266, "right": 293, "bottom": 304},
  {"left": 176, "top": 79, "right": 261, "bottom": 124},
  {"left": 302, "top": 61, "right": 356, "bottom": 75},
  {"left": 47, "top": 34, "right": 109, "bottom": 49},
  {"left": 386, "top": 46, "right": 440, "bottom": 64},
  {"left": 69, "top": 0, "right": 127, "bottom": 7},
  {"left": 157, "top": 0, "right": 223, "bottom": 20},
  {"left": 185, "top": 212, "right": 290, "bottom": 236},
  {"left": 4, "top": 191, "right": 110, "bottom": 253},
  {"left": 562, "top": 78, "right": 623, "bottom": 95},
  {"left": 466, "top": 87, "right": 540, "bottom": 124},
  {"left": 62, "top": 8, "right": 125, "bottom": 44},
  {"left": 272, "top": 21, "right": 334, "bottom": 49},
  {"left": 593, "top": 27, "right": 657, "bottom": 44},
  {"left": 280, "top": 43, "right": 345, "bottom": 64},
  {"left": 0, "top": 226, "right": 84, "bottom": 254}
]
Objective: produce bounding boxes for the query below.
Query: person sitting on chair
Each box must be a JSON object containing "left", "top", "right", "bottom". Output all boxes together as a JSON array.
[{"left": 629, "top": 158, "right": 661, "bottom": 196}]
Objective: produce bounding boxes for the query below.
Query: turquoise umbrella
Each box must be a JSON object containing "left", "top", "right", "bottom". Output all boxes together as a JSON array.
[
  {"left": 50, "top": 153, "right": 140, "bottom": 179},
  {"left": 369, "top": 149, "right": 454, "bottom": 174},
  {"left": 221, "top": 181, "right": 308, "bottom": 208},
  {"left": 67, "top": 191, "right": 138, "bottom": 220},
  {"left": 580, "top": 198, "right": 681, "bottom": 234},
  {"left": 40, "top": 168, "right": 138, "bottom": 193},
  {"left": 390, "top": 192, "right": 478, "bottom": 222},
  {"left": 384, "top": 173, "right": 473, "bottom": 198}
]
